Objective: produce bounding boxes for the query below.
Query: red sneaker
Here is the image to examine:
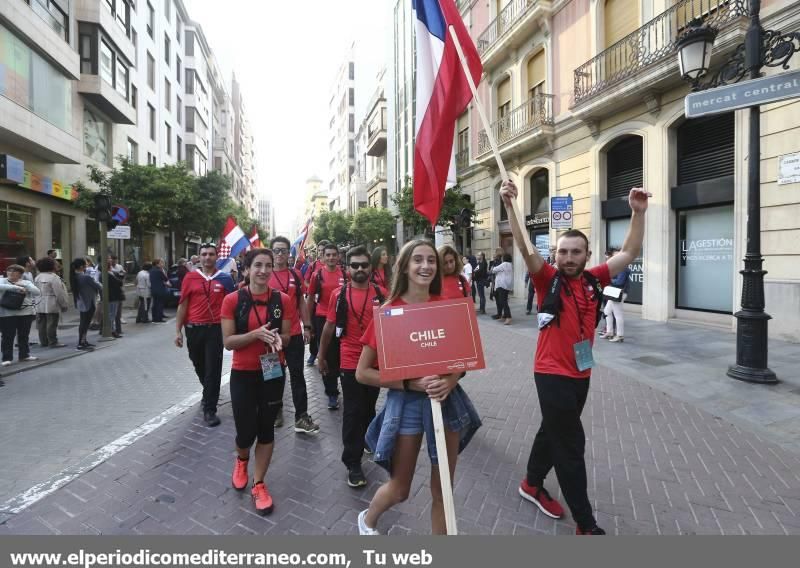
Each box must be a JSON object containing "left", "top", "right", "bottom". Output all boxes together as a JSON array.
[
  {"left": 519, "top": 479, "right": 564, "bottom": 519},
  {"left": 251, "top": 482, "right": 273, "bottom": 515},
  {"left": 231, "top": 457, "right": 248, "bottom": 491}
]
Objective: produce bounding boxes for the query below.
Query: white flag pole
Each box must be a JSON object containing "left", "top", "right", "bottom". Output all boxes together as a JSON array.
[
  {"left": 430, "top": 398, "right": 457, "bottom": 535},
  {"left": 448, "top": 25, "right": 535, "bottom": 257}
]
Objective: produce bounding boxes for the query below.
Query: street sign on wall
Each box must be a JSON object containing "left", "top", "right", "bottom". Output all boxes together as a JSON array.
[
  {"left": 550, "top": 196, "right": 573, "bottom": 230},
  {"left": 107, "top": 225, "right": 131, "bottom": 239},
  {"left": 778, "top": 153, "right": 800, "bottom": 185},
  {"left": 685, "top": 69, "right": 800, "bottom": 118}
]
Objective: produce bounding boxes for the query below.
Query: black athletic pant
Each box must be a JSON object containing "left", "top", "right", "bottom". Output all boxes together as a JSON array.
[
  {"left": 0, "top": 315, "right": 33, "bottom": 361},
  {"left": 496, "top": 288, "right": 511, "bottom": 319},
  {"left": 340, "top": 369, "right": 379, "bottom": 467},
  {"left": 230, "top": 369, "right": 285, "bottom": 448},
  {"left": 185, "top": 324, "right": 224, "bottom": 413},
  {"left": 526, "top": 373, "right": 595, "bottom": 530},
  {"left": 282, "top": 334, "right": 308, "bottom": 419},
  {"left": 78, "top": 307, "right": 94, "bottom": 344},
  {"left": 313, "top": 314, "right": 340, "bottom": 396}
]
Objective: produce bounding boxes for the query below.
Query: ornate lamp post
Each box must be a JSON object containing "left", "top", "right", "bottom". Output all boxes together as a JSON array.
[{"left": 676, "top": 0, "right": 800, "bottom": 384}]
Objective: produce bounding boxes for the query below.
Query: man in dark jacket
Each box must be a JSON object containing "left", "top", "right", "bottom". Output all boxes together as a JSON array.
[{"left": 149, "top": 259, "right": 170, "bottom": 323}]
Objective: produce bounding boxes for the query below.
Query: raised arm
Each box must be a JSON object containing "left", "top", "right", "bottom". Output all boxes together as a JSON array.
[
  {"left": 499, "top": 180, "right": 546, "bottom": 275},
  {"left": 607, "top": 187, "right": 649, "bottom": 278}
]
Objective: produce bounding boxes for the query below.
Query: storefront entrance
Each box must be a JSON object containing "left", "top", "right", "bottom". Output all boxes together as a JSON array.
[{"left": 0, "top": 201, "right": 35, "bottom": 272}]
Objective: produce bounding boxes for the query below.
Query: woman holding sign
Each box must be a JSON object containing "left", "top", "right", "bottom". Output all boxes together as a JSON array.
[
  {"left": 355, "top": 240, "right": 482, "bottom": 535},
  {"left": 221, "top": 248, "right": 294, "bottom": 516}
]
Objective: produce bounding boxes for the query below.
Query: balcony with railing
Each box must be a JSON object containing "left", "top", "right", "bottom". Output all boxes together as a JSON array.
[
  {"left": 572, "top": 0, "right": 747, "bottom": 114},
  {"left": 477, "top": 93, "right": 554, "bottom": 158},
  {"left": 476, "top": 0, "right": 551, "bottom": 69},
  {"left": 366, "top": 107, "right": 387, "bottom": 157},
  {"left": 366, "top": 168, "right": 387, "bottom": 193}
]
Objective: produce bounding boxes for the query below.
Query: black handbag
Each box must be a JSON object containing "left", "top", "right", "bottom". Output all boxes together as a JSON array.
[{"left": 0, "top": 290, "right": 25, "bottom": 310}]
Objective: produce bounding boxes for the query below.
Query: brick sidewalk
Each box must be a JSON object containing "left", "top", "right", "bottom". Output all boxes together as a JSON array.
[{"left": 1, "top": 317, "right": 799, "bottom": 535}]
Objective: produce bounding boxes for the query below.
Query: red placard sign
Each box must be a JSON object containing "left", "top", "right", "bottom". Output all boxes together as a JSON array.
[{"left": 373, "top": 297, "right": 486, "bottom": 382}]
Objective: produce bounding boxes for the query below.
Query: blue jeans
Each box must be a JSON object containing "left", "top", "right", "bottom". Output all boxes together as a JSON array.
[
  {"left": 476, "top": 281, "right": 487, "bottom": 312},
  {"left": 151, "top": 293, "right": 165, "bottom": 322},
  {"left": 108, "top": 301, "right": 121, "bottom": 333}
]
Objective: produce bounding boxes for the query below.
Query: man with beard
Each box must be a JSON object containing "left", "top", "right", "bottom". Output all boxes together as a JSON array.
[
  {"left": 499, "top": 179, "right": 648, "bottom": 536},
  {"left": 317, "top": 246, "right": 385, "bottom": 488},
  {"left": 174, "top": 243, "right": 235, "bottom": 427}
]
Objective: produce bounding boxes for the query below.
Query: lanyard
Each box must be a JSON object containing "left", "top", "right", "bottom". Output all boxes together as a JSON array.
[
  {"left": 248, "top": 288, "right": 269, "bottom": 329},
  {"left": 348, "top": 284, "right": 372, "bottom": 333},
  {"left": 273, "top": 269, "right": 290, "bottom": 293},
  {"left": 568, "top": 277, "right": 590, "bottom": 340}
]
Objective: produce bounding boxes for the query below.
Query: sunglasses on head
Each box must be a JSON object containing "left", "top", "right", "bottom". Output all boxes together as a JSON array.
[{"left": 349, "top": 262, "right": 370, "bottom": 270}]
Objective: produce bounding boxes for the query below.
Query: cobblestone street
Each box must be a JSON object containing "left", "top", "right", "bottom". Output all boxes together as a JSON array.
[{"left": 1, "top": 301, "right": 799, "bottom": 535}]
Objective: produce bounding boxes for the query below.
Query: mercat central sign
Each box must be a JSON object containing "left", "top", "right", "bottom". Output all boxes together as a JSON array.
[{"left": 685, "top": 69, "right": 800, "bottom": 118}]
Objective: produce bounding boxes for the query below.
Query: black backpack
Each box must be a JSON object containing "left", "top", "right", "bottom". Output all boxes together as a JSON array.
[
  {"left": 334, "top": 283, "right": 386, "bottom": 337},
  {"left": 234, "top": 288, "right": 284, "bottom": 335}
]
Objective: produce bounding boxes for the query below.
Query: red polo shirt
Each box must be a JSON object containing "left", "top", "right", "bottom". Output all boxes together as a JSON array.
[
  {"left": 441, "top": 274, "right": 470, "bottom": 300},
  {"left": 532, "top": 262, "right": 611, "bottom": 379},
  {"left": 269, "top": 268, "right": 305, "bottom": 336},
  {"left": 179, "top": 270, "right": 236, "bottom": 324},
  {"left": 308, "top": 266, "right": 346, "bottom": 317},
  {"left": 326, "top": 284, "right": 387, "bottom": 370}
]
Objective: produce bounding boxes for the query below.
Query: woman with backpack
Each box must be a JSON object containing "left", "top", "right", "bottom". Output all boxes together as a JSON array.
[
  {"left": 0, "top": 264, "right": 41, "bottom": 365},
  {"left": 437, "top": 244, "right": 471, "bottom": 300},
  {"left": 221, "top": 248, "right": 294, "bottom": 516},
  {"left": 355, "top": 239, "right": 482, "bottom": 535}
]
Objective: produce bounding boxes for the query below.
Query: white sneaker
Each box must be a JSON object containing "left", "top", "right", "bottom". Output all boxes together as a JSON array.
[
  {"left": 120, "top": 319, "right": 128, "bottom": 324},
  {"left": 1, "top": 361, "right": 11, "bottom": 367},
  {"left": 357, "top": 509, "right": 380, "bottom": 535},
  {"left": 22, "top": 356, "right": 38, "bottom": 362}
]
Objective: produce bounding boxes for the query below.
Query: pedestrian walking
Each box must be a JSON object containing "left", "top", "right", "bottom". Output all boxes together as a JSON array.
[
  {"left": 135, "top": 263, "right": 152, "bottom": 323},
  {"left": 500, "top": 179, "right": 648, "bottom": 535},
  {"left": 318, "top": 245, "right": 385, "bottom": 488},
  {"left": 34, "top": 257, "right": 69, "bottom": 348},
  {"left": 304, "top": 241, "right": 329, "bottom": 366},
  {"left": 370, "top": 246, "right": 391, "bottom": 290},
  {"left": 103, "top": 259, "right": 124, "bottom": 338},
  {"left": 221, "top": 248, "right": 294, "bottom": 515},
  {"left": 491, "top": 253, "right": 514, "bottom": 325},
  {"left": 308, "top": 242, "right": 347, "bottom": 409},
  {"left": 69, "top": 258, "right": 102, "bottom": 351},
  {"left": 438, "top": 245, "right": 470, "bottom": 300},
  {"left": 489, "top": 249, "right": 503, "bottom": 319},
  {"left": 85, "top": 257, "right": 104, "bottom": 331},
  {"left": 269, "top": 236, "right": 319, "bottom": 434},
  {"left": 174, "top": 244, "right": 235, "bottom": 428},
  {"left": 354, "top": 239, "right": 481, "bottom": 535},
  {"left": 473, "top": 252, "right": 489, "bottom": 314},
  {"left": 149, "top": 259, "right": 170, "bottom": 323},
  {"left": 461, "top": 256, "right": 473, "bottom": 292},
  {"left": 0, "top": 264, "right": 41, "bottom": 365},
  {"left": 600, "top": 248, "right": 631, "bottom": 343},
  {"left": 524, "top": 271, "right": 535, "bottom": 315}
]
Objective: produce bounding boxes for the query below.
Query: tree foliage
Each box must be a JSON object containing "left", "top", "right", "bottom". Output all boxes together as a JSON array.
[
  {"left": 312, "top": 210, "right": 353, "bottom": 246},
  {"left": 351, "top": 207, "right": 396, "bottom": 249},
  {"left": 391, "top": 177, "right": 476, "bottom": 236}
]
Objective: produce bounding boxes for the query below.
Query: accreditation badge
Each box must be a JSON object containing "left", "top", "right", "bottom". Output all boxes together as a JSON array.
[
  {"left": 259, "top": 353, "right": 284, "bottom": 381},
  {"left": 573, "top": 340, "right": 595, "bottom": 372}
]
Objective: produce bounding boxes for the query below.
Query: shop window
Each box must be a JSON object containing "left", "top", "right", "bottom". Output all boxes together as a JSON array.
[
  {"left": 0, "top": 203, "right": 36, "bottom": 272},
  {"left": 607, "top": 218, "right": 643, "bottom": 304}
]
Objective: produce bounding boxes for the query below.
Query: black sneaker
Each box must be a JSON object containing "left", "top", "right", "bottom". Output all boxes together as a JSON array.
[
  {"left": 347, "top": 465, "right": 367, "bottom": 488},
  {"left": 576, "top": 525, "right": 606, "bottom": 535},
  {"left": 294, "top": 414, "right": 320, "bottom": 434},
  {"left": 203, "top": 410, "right": 221, "bottom": 427},
  {"left": 491, "top": 314, "right": 501, "bottom": 320}
]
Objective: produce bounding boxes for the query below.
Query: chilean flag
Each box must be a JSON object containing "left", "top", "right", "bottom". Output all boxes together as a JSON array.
[
  {"left": 216, "top": 216, "right": 250, "bottom": 269},
  {"left": 413, "top": 0, "right": 482, "bottom": 226}
]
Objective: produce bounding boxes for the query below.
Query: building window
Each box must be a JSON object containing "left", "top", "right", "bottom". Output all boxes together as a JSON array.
[
  {"left": 131, "top": 29, "right": 138, "bottom": 65},
  {"left": 185, "top": 107, "right": 194, "bottom": 132},
  {"left": 164, "top": 0, "right": 171, "bottom": 22},
  {"left": 185, "top": 30, "right": 194, "bottom": 55},
  {"left": 79, "top": 34, "right": 94, "bottom": 74},
  {"left": 83, "top": 106, "right": 109, "bottom": 165},
  {"left": 27, "top": 0, "right": 69, "bottom": 42},
  {"left": 163, "top": 79, "right": 171, "bottom": 110},
  {"left": 148, "top": 103, "right": 156, "bottom": 140},
  {"left": 349, "top": 87, "right": 354, "bottom": 106},
  {"left": 131, "top": 84, "right": 137, "bottom": 109},
  {"left": 115, "top": 0, "right": 130, "bottom": 36},
  {"left": 497, "top": 76, "right": 511, "bottom": 118},
  {"left": 99, "top": 40, "right": 114, "bottom": 86},
  {"left": 146, "top": 1, "right": 154, "bottom": 38},
  {"left": 176, "top": 16, "right": 182, "bottom": 44},
  {"left": 185, "top": 69, "right": 194, "bottom": 94},
  {"left": 177, "top": 135, "right": 182, "bottom": 161},
  {"left": 127, "top": 138, "right": 138, "bottom": 163},
  {"left": 115, "top": 60, "right": 128, "bottom": 100},
  {"left": 176, "top": 96, "right": 181, "bottom": 124},
  {"left": 349, "top": 62, "right": 354, "bottom": 80},
  {"left": 164, "top": 33, "right": 170, "bottom": 65},
  {"left": 165, "top": 122, "right": 172, "bottom": 155},
  {"left": 146, "top": 51, "right": 155, "bottom": 89},
  {"left": 176, "top": 56, "right": 181, "bottom": 83}
]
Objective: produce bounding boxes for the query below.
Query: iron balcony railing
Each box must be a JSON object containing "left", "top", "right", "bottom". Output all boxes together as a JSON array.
[
  {"left": 477, "top": 0, "right": 539, "bottom": 57},
  {"left": 573, "top": 0, "right": 747, "bottom": 104},
  {"left": 477, "top": 93, "right": 554, "bottom": 155},
  {"left": 456, "top": 148, "right": 469, "bottom": 171}
]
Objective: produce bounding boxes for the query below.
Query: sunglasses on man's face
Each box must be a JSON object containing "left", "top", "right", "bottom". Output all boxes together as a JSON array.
[
  {"left": 273, "top": 248, "right": 289, "bottom": 255},
  {"left": 349, "top": 262, "right": 370, "bottom": 270}
]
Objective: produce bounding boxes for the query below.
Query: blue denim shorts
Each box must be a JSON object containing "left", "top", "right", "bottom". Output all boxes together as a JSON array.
[{"left": 398, "top": 392, "right": 427, "bottom": 435}]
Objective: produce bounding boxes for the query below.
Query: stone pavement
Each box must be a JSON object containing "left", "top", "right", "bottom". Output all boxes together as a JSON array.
[{"left": 1, "top": 299, "right": 799, "bottom": 536}]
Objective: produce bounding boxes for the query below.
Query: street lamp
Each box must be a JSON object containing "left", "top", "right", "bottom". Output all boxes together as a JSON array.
[{"left": 676, "top": 0, "right": 800, "bottom": 384}]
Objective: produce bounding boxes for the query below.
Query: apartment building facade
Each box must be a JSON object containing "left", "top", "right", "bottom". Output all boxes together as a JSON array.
[
  {"left": 327, "top": 51, "right": 356, "bottom": 213},
  {"left": 453, "top": 0, "right": 800, "bottom": 341}
]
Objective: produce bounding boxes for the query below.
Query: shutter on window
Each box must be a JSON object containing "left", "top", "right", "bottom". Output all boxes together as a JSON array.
[
  {"left": 607, "top": 136, "right": 643, "bottom": 200},
  {"left": 678, "top": 113, "right": 734, "bottom": 185}
]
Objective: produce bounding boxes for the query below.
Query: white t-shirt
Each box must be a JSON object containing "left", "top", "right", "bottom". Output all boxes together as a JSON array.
[{"left": 462, "top": 263, "right": 473, "bottom": 283}]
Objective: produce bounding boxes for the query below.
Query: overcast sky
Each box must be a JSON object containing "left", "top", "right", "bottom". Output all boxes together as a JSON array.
[{"left": 187, "top": 0, "right": 390, "bottom": 236}]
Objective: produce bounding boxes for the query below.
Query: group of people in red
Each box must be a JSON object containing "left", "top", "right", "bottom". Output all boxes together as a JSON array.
[{"left": 173, "top": 179, "right": 648, "bottom": 534}]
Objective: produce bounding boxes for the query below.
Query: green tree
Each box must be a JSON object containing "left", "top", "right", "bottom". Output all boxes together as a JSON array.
[
  {"left": 312, "top": 210, "right": 353, "bottom": 245},
  {"left": 351, "top": 207, "right": 396, "bottom": 249},
  {"left": 391, "top": 177, "right": 476, "bottom": 236}
]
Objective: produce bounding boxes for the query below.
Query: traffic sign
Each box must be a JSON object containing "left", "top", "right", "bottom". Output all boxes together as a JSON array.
[
  {"left": 107, "top": 225, "right": 131, "bottom": 239},
  {"left": 685, "top": 69, "right": 800, "bottom": 118},
  {"left": 550, "top": 196, "right": 573, "bottom": 230},
  {"left": 111, "top": 205, "right": 129, "bottom": 224}
]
